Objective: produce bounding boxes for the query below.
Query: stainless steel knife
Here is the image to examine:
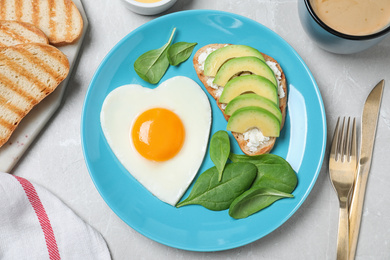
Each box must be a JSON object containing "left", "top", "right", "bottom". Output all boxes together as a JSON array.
[{"left": 348, "top": 79, "right": 385, "bottom": 260}]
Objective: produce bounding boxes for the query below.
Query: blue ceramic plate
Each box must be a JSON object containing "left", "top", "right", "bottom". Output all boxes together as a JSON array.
[{"left": 81, "top": 10, "right": 326, "bottom": 251}]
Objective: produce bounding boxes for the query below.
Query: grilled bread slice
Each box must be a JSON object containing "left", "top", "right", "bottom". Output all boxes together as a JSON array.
[
  {"left": 0, "top": 20, "right": 49, "bottom": 47},
  {"left": 193, "top": 44, "right": 287, "bottom": 156},
  {"left": 0, "top": 0, "right": 83, "bottom": 46},
  {"left": 0, "top": 43, "right": 69, "bottom": 147}
]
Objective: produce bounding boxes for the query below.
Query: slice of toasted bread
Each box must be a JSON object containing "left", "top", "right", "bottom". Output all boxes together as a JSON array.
[
  {"left": 0, "top": 20, "right": 49, "bottom": 47},
  {"left": 0, "top": 0, "right": 83, "bottom": 46},
  {"left": 0, "top": 43, "right": 69, "bottom": 147},
  {"left": 193, "top": 44, "right": 287, "bottom": 156}
]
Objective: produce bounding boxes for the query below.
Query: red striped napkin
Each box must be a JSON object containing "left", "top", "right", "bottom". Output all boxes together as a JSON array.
[{"left": 0, "top": 172, "right": 111, "bottom": 260}]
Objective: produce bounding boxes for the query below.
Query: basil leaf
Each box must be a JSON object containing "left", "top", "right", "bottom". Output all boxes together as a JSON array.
[
  {"left": 168, "top": 42, "right": 197, "bottom": 66},
  {"left": 229, "top": 153, "right": 297, "bottom": 193},
  {"left": 229, "top": 187, "right": 294, "bottom": 219},
  {"left": 210, "top": 130, "right": 230, "bottom": 181},
  {"left": 134, "top": 28, "right": 176, "bottom": 84},
  {"left": 176, "top": 162, "right": 257, "bottom": 210}
]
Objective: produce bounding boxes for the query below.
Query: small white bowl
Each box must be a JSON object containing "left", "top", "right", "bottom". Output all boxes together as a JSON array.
[{"left": 121, "top": 0, "right": 177, "bottom": 16}]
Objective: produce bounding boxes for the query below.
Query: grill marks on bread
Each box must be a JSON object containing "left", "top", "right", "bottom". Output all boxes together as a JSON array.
[
  {"left": 0, "top": 0, "right": 83, "bottom": 45},
  {"left": 0, "top": 43, "right": 69, "bottom": 147},
  {"left": 0, "top": 20, "right": 49, "bottom": 46}
]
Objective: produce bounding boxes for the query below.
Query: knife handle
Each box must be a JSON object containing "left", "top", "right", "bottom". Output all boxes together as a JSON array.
[{"left": 349, "top": 164, "right": 369, "bottom": 260}]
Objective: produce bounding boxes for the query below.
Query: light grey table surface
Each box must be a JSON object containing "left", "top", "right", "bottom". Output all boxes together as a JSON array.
[{"left": 11, "top": 0, "right": 390, "bottom": 259}]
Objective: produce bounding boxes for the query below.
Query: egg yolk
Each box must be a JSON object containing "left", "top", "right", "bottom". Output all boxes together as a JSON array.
[{"left": 131, "top": 108, "right": 185, "bottom": 162}]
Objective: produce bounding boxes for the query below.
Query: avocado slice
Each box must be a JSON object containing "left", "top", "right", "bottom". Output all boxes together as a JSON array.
[
  {"left": 204, "top": 45, "right": 265, "bottom": 77},
  {"left": 213, "top": 56, "right": 277, "bottom": 87},
  {"left": 226, "top": 106, "right": 280, "bottom": 137},
  {"left": 225, "top": 94, "right": 282, "bottom": 123},
  {"left": 219, "top": 75, "right": 278, "bottom": 105}
]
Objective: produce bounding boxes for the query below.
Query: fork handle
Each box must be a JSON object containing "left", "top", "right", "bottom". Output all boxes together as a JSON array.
[{"left": 336, "top": 200, "right": 349, "bottom": 260}]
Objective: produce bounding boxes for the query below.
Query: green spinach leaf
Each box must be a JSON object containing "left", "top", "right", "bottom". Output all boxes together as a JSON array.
[
  {"left": 229, "top": 187, "right": 294, "bottom": 219},
  {"left": 168, "top": 42, "right": 197, "bottom": 66},
  {"left": 176, "top": 162, "right": 257, "bottom": 210},
  {"left": 229, "top": 153, "right": 297, "bottom": 193},
  {"left": 209, "top": 130, "right": 230, "bottom": 181},
  {"left": 134, "top": 28, "right": 176, "bottom": 84}
]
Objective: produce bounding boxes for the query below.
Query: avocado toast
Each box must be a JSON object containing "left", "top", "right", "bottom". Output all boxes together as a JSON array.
[{"left": 193, "top": 44, "right": 287, "bottom": 156}]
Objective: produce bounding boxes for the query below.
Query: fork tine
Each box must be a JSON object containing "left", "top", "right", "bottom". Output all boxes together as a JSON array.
[
  {"left": 339, "top": 117, "right": 346, "bottom": 161},
  {"left": 343, "top": 117, "right": 351, "bottom": 161},
  {"left": 351, "top": 117, "right": 357, "bottom": 161},
  {"left": 331, "top": 117, "right": 341, "bottom": 160}
]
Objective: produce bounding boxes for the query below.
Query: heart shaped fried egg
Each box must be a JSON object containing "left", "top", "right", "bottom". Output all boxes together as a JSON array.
[{"left": 100, "top": 76, "right": 212, "bottom": 206}]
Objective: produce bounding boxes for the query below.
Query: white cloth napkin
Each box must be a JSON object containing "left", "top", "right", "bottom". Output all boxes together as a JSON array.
[{"left": 0, "top": 172, "right": 111, "bottom": 260}]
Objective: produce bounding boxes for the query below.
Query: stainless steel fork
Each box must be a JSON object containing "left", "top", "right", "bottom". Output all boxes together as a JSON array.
[{"left": 329, "top": 117, "right": 358, "bottom": 260}]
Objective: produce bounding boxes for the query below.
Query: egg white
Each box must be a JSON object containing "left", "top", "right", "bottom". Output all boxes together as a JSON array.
[{"left": 100, "top": 76, "right": 212, "bottom": 206}]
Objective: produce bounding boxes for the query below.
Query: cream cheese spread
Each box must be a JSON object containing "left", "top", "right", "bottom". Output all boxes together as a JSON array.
[
  {"left": 243, "top": 128, "right": 270, "bottom": 152},
  {"left": 266, "top": 61, "right": 285, "bottom": 98},
  {"left": 198, "top": 47, "right": 216, "bottom": 71},
  {"left": 206, "top": 77, "right": 218, "bottom": 90}
]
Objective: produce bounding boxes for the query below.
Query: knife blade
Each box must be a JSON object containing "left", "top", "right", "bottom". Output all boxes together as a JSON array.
[{"left": 348, "top": 79, "right": 384, "bottom": 260}]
